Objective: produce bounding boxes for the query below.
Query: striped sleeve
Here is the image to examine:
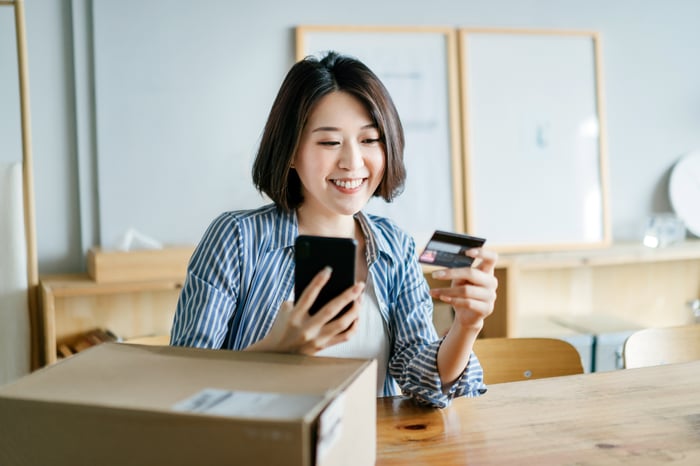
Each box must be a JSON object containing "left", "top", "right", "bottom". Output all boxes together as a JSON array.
[
  {"left": 170, "top": 213, "right": 241, "bottom": 349},
  {"left": 388, "top": 233, "right": 487, "bottom": 408}
]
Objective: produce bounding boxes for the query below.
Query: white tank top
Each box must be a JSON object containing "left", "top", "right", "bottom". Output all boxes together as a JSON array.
[{"left": 316, "top": 274, "right": 390, "bottom": 395}]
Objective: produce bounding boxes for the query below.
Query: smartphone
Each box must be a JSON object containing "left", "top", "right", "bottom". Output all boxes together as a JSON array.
[
  {"left": 294, "top": 235, "right": 357, "bottom": 317},
  {"left": 418, "top": 230, "right": 486, "bottom": 268}
]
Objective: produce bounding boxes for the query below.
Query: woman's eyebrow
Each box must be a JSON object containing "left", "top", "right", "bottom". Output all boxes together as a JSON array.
[
  {"left": 311, "top": 123, "right": 377, "bottom": 133},
  {"left": 311, "top": 126, "right": 340, "bottom": 133}
]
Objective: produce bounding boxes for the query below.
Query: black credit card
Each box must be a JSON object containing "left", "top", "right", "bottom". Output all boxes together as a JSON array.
[{"left": 418, "top": 230, "right": 486, "bottom": 268}]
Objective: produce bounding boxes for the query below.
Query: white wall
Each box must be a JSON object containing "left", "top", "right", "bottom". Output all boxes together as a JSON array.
[
  {"left": 1, "top": 0, "right": 83, "bottom": 273},
  {"left": 1, "top": 0, "right": 699, "bottom": 274}
]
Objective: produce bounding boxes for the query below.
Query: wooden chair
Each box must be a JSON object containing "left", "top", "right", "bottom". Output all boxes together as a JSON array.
[
  {"left": 473, "top": 337, "right": 584, "bottom": 384},
  {"left": 622, "top": 324, "right": 700, "bottom": 369}
]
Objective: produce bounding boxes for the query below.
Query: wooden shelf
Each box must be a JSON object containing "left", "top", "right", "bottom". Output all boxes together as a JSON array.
[
  {"left": 424, "top": 240, "right": 700, "bottom": 338},
  {"left": 488, "top": 240, "right": 700, "bottom": 338},
  {"left": 498, "top": 240, "right": 700, "bottom": 269},
  {"left": 39, "top": 274, "right": 183, "bottom": 366},
  {"left": 39, "top": 241, "right": 700, "bottom": 366},
  {"left": 41, "top": 274, "right": 184, "bottom": 296}
]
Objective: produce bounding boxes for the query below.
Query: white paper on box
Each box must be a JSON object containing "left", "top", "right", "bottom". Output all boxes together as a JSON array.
[
  {"left": 172, "top": 388, "right": 323, "bottom": 420},
  {"left": 316, "top": 392, "right": 344, "bottom": 460}
]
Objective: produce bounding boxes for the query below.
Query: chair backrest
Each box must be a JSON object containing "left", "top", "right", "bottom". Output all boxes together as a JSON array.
[
  {"left": 622, "top": 324, "right": 700, "bottom": 369},
  {"left": 473, "top": 337, "right": 584, "bottom": 384}
]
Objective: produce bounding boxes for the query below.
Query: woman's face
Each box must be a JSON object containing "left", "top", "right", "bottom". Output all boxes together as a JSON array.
[{"left": 293, "top": 91, "right": 386, "bottom": 219}]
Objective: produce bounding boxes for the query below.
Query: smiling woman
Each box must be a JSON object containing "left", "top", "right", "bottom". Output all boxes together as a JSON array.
[
  {"left": 296, "top": 26, "right": 463, "bottom": 246},
  {"left": 169, "top": 51, "right": 499, "bottom": 409},
  {"left": 294, "top": 91, "right": 386, "bottom": 224}
]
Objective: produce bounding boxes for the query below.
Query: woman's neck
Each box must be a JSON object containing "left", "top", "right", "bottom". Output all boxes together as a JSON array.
[
  {"left": 296, "top": 207, "right": 368, "bottom": 282},
  {"left": 296, "top": 208, "right": 358, "bottom": 239}
]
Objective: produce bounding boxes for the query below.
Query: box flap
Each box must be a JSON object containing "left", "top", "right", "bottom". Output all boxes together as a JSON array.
[{"left": 0, "top": 343, "right": 373, "bottom": 417}]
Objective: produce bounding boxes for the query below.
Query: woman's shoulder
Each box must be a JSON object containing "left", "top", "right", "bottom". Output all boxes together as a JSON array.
[
  {"left": 361, "top": 211, "right": 416, "bottom": 253},
  {"left": 201, "top": 203, "right": 295, "bottom": 251},
  {"left": 362, "top": 211, "right": 410, "bottom": 236},
  {"left": 198, "top": 204, "right": 278, "bottom": 244},
  {"left": 216, "top": 203, "right": 281, "bottom": 222},
  {"left": 209, "top": 204, "right": 286, "bottom": 231}
]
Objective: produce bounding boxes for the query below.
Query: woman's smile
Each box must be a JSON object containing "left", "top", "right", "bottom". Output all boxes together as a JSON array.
[{"left": 330, "top": 177, "right": 366, "bottom": 191}]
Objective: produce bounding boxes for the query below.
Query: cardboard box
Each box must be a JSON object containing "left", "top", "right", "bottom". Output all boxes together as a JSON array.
[
  {"left": 0, "top": 343, "right": 377, "bottom": 466},
  {"left": 87, "top": 246, "right": 195, "bottom": 283}
]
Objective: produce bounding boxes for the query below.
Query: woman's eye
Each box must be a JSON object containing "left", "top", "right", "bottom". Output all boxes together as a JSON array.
[
  {"left": 319, "top": 141, "right": 340, "bottom": 146},
  {"left": 362, "top": 138, "right": 381, "bottom": 144}
]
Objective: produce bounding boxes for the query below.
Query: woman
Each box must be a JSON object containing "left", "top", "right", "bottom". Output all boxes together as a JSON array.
[{"left": 171, "top": 51, "right": 498, "bottom": 408}]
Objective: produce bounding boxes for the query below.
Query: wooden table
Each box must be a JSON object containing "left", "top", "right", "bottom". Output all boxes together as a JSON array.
[{"left": 377, "top": 361, "right": 700, "bottom": 465}]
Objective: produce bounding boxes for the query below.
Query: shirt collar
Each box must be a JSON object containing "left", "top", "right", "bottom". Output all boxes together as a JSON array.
[
  {"left": 355, "top": 211, "right": 393, "bottom": 265},
  {"left": 271, "top": 206, "right": 394, "bottom": 264},
  {"left": 270, "top": 205, "right": 298, "bottom": 250}
]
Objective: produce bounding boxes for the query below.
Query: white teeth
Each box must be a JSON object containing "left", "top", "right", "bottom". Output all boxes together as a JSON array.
[{"left": 332, "top": 179, "right": 363, "bottom": 189}]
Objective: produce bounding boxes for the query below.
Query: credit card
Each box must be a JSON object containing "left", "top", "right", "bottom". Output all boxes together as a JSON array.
[{"left": 418, "top": 230, "right": 486, "bottom": 268}]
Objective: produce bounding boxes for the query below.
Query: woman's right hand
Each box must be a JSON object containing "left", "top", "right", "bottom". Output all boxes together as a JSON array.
[{"left": 245, "top": 267, "right": 364, "bottom": 355}]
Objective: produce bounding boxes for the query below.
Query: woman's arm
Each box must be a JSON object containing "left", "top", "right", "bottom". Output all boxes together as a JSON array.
[
  {"left": 170, "top": 213, "right": 242, "bottom": 348},
  {"left": 430, "top": 248, "right": 499, "bottom": 386}
]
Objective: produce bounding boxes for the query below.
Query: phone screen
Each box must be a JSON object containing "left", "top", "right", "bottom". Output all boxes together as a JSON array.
[{"left": 294, "top": 235, "right": 357, "bottom": 317}]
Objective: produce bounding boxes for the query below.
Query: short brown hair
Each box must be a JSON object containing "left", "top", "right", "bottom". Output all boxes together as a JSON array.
[{"left": 252, "top": 51, "right": 406, "bottom": 211}]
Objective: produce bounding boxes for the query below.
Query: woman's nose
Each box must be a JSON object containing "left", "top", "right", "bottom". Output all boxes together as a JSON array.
[{"left": 338, "top": 141, "right": 364, "bottom": 170}]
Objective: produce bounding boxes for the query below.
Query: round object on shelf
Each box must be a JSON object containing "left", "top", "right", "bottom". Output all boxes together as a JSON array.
[{"left": 669, "top": 150, "right": 700, "bottom": 237}]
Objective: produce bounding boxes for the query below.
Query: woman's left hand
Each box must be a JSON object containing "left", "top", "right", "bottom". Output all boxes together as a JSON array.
[{"left": 428, "top": 247, "right": 498, "bottom": 330}]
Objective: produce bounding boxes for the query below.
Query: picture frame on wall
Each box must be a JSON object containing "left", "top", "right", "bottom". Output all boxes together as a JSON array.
[
  {"left": 296, "top": 25, "right": 464, "bottom": 247},
  {"left": 459, "top": 28, "right": 611, "bottom": 252}
]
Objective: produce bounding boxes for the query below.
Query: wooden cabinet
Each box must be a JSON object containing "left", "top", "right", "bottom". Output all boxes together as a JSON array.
[
  {"left": 39, "top": 241, "right": 700, "bottom": 366},
  {"left": 39, "top": 275, "right": 182, "bottom": 366},
  {"left": 484, "top": 241, "right": 700, "bottom": 338}
]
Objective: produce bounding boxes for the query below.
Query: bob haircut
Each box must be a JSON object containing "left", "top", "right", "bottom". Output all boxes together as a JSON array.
[{"left": 252, "top": 51, "right": 406, "bottom": 212}]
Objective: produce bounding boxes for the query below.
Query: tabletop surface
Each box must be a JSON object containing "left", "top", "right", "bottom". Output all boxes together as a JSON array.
[{"left": 377, "top": 360, "right": 700, "bottom": 465}]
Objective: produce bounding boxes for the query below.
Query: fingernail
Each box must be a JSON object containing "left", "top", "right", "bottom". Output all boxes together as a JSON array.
[
  {"left": 432, "top": 270, "right": 446, "bottom": 278},
  {"left": 323, "top": 266, "right": 333, "bottom": 276}
]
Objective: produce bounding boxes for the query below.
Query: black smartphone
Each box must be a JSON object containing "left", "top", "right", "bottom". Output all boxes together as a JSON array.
[
  {"left": 418, "top": 230, "right": 486, "bottom": 268},
  {"left": 294, "top": 235, "right": 357, "bottom": 317}
]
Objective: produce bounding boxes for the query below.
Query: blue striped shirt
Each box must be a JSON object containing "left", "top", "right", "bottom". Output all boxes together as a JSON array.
[{"left": 170, "top": 204, "right": 486, "bottom": 407}]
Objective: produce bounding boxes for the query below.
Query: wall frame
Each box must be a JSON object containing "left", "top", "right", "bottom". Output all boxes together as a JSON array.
[
  {"left": 296, "top": 25, "right": 464, "bottom": 246},
  {"left": 459, "top": 28, "right": 611, "bottom": 252},
  {"left": 1, "top": 0, "right": 40, "bottom": 371}
]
